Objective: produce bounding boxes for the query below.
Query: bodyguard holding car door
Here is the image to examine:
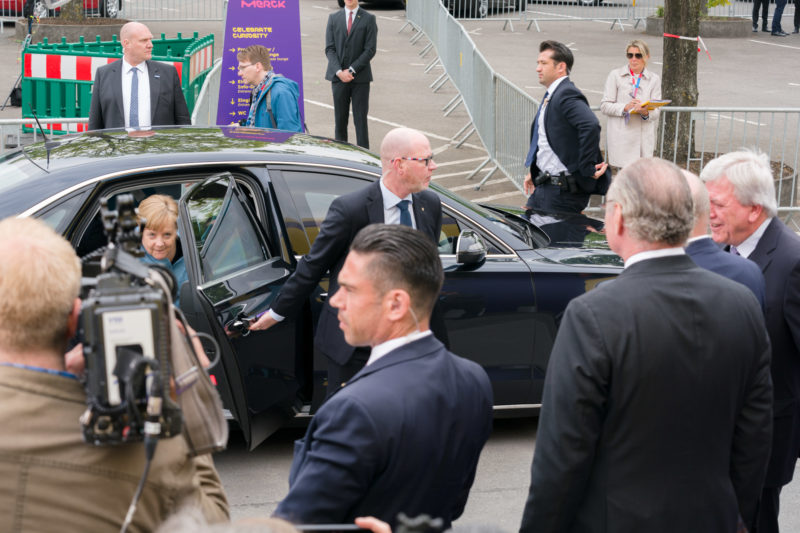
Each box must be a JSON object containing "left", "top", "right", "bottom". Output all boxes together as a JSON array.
[{"left": 248, "top": 127, "right": 442, "bottom": 397}]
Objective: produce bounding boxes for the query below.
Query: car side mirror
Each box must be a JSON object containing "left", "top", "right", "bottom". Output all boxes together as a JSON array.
[{"left": 456, "top": 230, "right": 487, "bottom": 265}]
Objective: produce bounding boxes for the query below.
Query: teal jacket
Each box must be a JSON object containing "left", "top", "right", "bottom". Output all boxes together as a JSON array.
[
  {"left": 247, "top": 75, "right": 303, "bottom": 132},
  {"left": 142, "top": 252, "right": 188, "bottom": 307}
]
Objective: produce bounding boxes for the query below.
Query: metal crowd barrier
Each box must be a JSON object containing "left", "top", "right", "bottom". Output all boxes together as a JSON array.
[
  {"left": 406, "top": 0, "right": 800, "bottom": 214},
  {"left": 122, "top": 0, "right": 227, "bottom": 21},
  {"left": 0, "top": 117, "right": 87, "bottom": 154},
  {"left": 191, "top": 58, "right": 221, "bottom": 127}
]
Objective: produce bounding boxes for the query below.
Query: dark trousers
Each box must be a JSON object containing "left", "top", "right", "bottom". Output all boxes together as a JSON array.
[
  {"left": 772, "top": 0, "right": 787, "bottom": 32},
  {"left": 753, "top": 0, "right": 769, "bottom": 27},
  {"left": 325, "top": 346, "right": 369, "bottom": 400},
  {"left": 331, "top": 81, "right": 370, "bottom": 149},
  {"left": 754, "top": 485, "right": 782, "bottom": 533},
  {"left": 794, "top": 2, "right": 799, "bottom": 30}
]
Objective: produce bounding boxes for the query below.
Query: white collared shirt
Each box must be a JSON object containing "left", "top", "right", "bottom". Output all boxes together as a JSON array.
[
  {"left": 121, "top": 59, "right": 151, "bottom": 129},
  {"left": 380, "top": 178, "right": 416, "bottom": 229},
  {"left": 735, "top": 218, "right": 772, "bottom": 258},
  {"left": 536, "top": 75, "right": 569, "bottom": 175},
  {"left": 685, "top": 235, "right": 711, "bottom": 245},
  {"left": 624, "top": 247, "right": 685, "bottom": 269},
  {"left": 367, "top": 330, "right": 432, "bottom": 367},
  {"left": 345, "top": 5, "right": 359, "bottom": 20}
]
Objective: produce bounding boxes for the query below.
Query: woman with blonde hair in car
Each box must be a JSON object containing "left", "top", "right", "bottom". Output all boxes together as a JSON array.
[{"left": 138, "top": 194, "right": 188, "bottom": 306}]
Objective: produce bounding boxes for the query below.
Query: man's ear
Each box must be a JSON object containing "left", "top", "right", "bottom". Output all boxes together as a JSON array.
[
  {"left": 747, "top": 204, "right": 764, "bottom": 224},
  {"left": 385, "top": 289, "right": 411, "bottom": 322},
  {"left": 66, "top": 298, "right": 81, "bottom": 340}
]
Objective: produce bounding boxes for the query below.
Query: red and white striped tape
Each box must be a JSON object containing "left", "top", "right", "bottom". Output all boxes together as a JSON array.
[
  {"left": 23, "top": 53, "right": 185, "bottom": 81},
  {"left": 189, "top": 45, "right": 213, "bottom": 84},
  {"left": 662, "top": 33, "right": 712, "bottom": 60},
  {"left": 23, "top": 122, "right": 88, "bottom": 133}
]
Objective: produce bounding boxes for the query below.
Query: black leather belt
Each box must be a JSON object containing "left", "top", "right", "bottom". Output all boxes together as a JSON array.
[{"left": 533, "top": 171, "right": 570, "bottom": 187}]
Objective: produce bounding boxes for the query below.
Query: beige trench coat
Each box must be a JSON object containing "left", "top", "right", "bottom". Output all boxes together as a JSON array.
[{"left": 600, "top": 65, "right": 662, "bottom": 168}]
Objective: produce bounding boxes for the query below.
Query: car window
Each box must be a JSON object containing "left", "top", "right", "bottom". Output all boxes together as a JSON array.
[
  {"left": 184, "top": 176, "right": 271, "bottom": 282},
  {"left": 439, "top": 207, "right": 504, "bottom": 255},
  {"left": 281, "top": 170, "right": 370, "bottom": 255},
  {"left": 37, "top": 190, "right": 88, "bottom": 234}
]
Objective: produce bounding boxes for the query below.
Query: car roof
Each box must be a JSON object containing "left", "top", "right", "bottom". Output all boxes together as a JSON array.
[{"left": 0, "top": 126, "right": 382, "bottom": 217}]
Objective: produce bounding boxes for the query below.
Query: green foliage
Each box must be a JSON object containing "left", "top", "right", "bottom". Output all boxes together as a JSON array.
[
  {"left": 707, "top": 0, "right": 729, "bottom": 7},
  {"left": 655, "top": 5, "right": 664, "bottom": 17}
]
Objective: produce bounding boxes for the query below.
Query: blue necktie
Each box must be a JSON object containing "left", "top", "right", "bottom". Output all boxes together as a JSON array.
[
  {"left": 397, "top": 200, "right": 413, "bottom": 228},
  {"left": 524, "top": 91, "right": 548, "bottom": 168},
  {"left": 129, "top": 67, "right": 139, "bottom": 128}
]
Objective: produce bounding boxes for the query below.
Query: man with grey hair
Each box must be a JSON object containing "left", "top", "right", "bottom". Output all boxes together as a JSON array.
[
  {"left": 520, "top": 157, "right": 772, "bottom": 533},
  {"left": 0, "top": 217, "right": 228, "bottom": 532},
  {"left": 701, "top": 149, "right": 800, "bottom": 533},
  {"left": 683, "top": 169, "right": 766, "bottom": 307}
]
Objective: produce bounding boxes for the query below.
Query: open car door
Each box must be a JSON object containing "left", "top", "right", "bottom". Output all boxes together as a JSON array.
[{"left": 178, "top": 172, "right": 301, "bottom": 450}]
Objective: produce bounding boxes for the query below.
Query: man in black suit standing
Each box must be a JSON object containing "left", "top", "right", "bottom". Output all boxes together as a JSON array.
[
  {"left": 523, "top": 40, "right": 610, "bottom": 238},
  {"left": 701, "top": 150, "right": 800, "bottom": 533},
  {"left": 249, "top": 127, "right": 442, "bottom": 396},
  {"left": 88, "top": 22, "right": 190, "bottom": 131},
  {"left": 683, "top": 169, "right": 766, "bottom": 307},
  {"left": 273, "top": 224, "right": 492, "bottom": 529},
  {"left": 520, "top": 157, "right": 773, "bottom": 533},
  {"left": 325, "top": 0, "right": 377, "bottom": 149}
]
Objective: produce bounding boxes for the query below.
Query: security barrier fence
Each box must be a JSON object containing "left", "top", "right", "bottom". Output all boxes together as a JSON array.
[
  {"left": 440, "top": 0, "right": 796, "bottom": 29},
  {"left": 0, "top": 0, "right": 122, "bottom": 24},
  {"left": 1, "top": 0, "right": 226, "bottom": 24},
  {"left": 191, "top": 58, "right": 221, "bottom": 127},
  {"left": 407, "top": 0, "right": 800, "bottom": 217}
]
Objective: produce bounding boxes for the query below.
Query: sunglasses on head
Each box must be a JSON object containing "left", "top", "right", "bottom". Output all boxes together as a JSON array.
[{"left": 627, "top": 52, "right": 644, "bottom": 59}]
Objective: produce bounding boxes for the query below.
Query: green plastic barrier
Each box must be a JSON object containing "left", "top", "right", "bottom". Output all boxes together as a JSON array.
[{"left": 21, "top": 32, "right": 214, "bottom": 134}]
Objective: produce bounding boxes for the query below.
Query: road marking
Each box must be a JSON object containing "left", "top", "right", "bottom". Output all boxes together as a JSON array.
[
  {"left": 377, "top": 48, "right": 390, "bottom": 53},
  {"left": 749, "top": 39, "right": 800, "bottom": 50},
  {"left": 473, "top": 190, "right": 526, "bottom": 203},
  {"left": 304, "top": 99, "right": 486, "bottom": 150},
  {"left": 707, "top": 113, "right": 768, "bottom": 127},
  {"left": 432, "top": 170, "right": 475, "bottom": 180},
  {"left": 434, "top": 156, "right": 489, "bottom": 167},
  {"left": 582, "top": 89, "right": 604, "bottom": 95},
  {"left": 312, "top": 5, "right": 332, "bottom": 10},
  {"left": 790, "top": 83, "right": 800, "bottom": 87},
  {"left": 378, "top": 15, "right": 403, "bottom": 22},
  {"left": 448, "top": 178, "right": 508, "bottom": 191}
]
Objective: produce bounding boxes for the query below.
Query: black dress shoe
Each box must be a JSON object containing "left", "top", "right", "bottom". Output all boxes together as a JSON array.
[
  {"left": 772, "top": 30, "right": 789, "bottom": 36},
  {"left": 793, "top": 28, "right": 800, "bottom": 34},
  {"left": 762, "top": 27, "right": 770, "bottom": 32},
  {"left": 753, "top": 23, "right": 759, "bottom": 32}
]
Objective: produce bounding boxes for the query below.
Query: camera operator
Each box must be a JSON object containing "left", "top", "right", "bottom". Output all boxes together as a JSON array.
[{"left": 0, "top": 217, "right": 229, "bottom": 532}]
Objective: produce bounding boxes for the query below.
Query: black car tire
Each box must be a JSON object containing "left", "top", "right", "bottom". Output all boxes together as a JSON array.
[{"left": 103, "top": 0, "right": 120, "bottom": 17}]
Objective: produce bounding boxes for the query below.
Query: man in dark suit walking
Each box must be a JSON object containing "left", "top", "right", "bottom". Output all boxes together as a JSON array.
[
  {"left": 520, "top": 157, "right": 773, "bottom": 533},
  {"left": 701, "top": 150, "right": 800, "bottom": 533},
  {"left": 683, "top": 169, "right": 766, "bottom": 307},
  {"left": 88, "top": 22, "right": 190, "bottom": 131},
  {"left": 249, "top": 127, "right": 442, "bottom": 396},
  {"left": 523, "top": 41, "right": 610, "bottom": 235},
  {"left": 325, "top": 0, "right": 377, "bottom": 149},
  {"left": 273, "top": 224, "right": 492, "bottom": 528}
]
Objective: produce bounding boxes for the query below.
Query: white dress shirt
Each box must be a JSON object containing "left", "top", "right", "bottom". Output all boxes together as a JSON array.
[
  {"left": 536, "top": 75, "right": 569, "bottom": 175},
  {"left": 121, "top": 59, "right": 151, "bottom": 129},
  {"left": 624, "top": 247, "right": 685, "bottom": 269},
  {"left": 380, "top": 178, "right": 417, "bottom": 229},
  {"left": 367, "top": 330, "right": 431, "bottom": 367}
]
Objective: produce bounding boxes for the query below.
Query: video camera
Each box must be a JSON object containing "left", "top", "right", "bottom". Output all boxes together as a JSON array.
[{"left": 78, "top": 194, "right": 182, "bottom": 445}]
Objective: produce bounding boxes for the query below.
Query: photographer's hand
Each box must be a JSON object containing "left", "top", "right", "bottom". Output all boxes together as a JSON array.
[{"left": 356, "top": 517, "right": 392, "bottom": 533}]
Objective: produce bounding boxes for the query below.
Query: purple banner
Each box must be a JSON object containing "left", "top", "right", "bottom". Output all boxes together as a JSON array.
[{"left": 216, "top": 0, "right": 305, "bottom": 127}]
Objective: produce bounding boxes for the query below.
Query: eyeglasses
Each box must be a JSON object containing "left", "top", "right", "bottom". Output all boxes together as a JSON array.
[
  {"left": 237, "top": 63, "right": 254, "bottom": 71},
  {"left": 626, "top": 52, "right": 644, "bottom": 59},
  {"left": 394, "top": 156, "right": 434, "bottom": 166}
]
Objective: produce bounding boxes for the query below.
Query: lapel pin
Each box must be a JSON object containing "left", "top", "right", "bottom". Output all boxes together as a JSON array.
[{"left": 154, "top": 74, "right": 160, "bottom": 79}]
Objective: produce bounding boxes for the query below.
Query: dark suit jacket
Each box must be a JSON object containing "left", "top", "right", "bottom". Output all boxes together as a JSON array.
[
  {"left": 273, "top": 334, "right": 493, "bottom": 529},
  {"left": 324, "top": 8, "right": 377, "bottom": 83},
  {"left": 271, "top": 180, "right": 442, "bottom": 365},
  {"left": 88, "top": 59, "right": 191, "bottom": 131},
  {"left": 686, "top": 236, "right": 766, "bottom": 308},
  {"left": 520, "top": 255, "right": 773, "bottom": 533},
  {"left": 526, "top": 78, "right": 610, "bottom": 215},
  {"left": 748, "top": 217, "right": 800, "bottom": 487}
]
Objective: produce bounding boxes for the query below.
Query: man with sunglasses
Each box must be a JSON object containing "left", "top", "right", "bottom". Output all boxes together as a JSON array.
[
  {"left": 248, "top": 127, "right": 442, "bottom": 397},
  {"left": 523, "top": 40, "right": 610, "bottom": 244}
]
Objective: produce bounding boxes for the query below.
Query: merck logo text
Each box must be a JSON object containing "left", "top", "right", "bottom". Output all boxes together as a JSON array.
[{"left": 242, "top": 0, "right": 285, "bottom": 7}]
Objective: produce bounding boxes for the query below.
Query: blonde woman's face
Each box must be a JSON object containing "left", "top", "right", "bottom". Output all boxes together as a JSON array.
[
  {"left": 142, "top": 224, "right": 177, "bottom": 262},
  {"left": 627, "top": 47, "right": 647, "bottom": 71}
]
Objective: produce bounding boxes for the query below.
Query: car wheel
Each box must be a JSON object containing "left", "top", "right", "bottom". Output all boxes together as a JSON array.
[
  {"left": 32, "top": 0, "right": 49, "bottom": 18},
  {"left": 103, "top": 0, "right": 120, "bottom": 17}
]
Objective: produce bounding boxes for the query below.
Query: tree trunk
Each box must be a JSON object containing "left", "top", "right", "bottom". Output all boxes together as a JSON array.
[
  {"left": 61, "top": 0, "right": 84, "bottom": 22},
  {"left": 660, "top": 0, "right": 702, "bottom": 164}
]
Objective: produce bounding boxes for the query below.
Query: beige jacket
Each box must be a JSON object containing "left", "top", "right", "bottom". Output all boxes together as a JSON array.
[
  {"left": 0, "top": 365, "right": 229, "bottom": 533},
  {"left": 600, "top": 65, "right": 662, "bottom": 168}
]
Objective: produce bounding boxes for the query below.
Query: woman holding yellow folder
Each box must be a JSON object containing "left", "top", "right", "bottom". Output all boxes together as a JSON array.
[{"left": 600, "top": 39, "right": 662, "bottom": 168}]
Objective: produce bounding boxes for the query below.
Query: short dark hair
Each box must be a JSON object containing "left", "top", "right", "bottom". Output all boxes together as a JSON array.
[
  {"left": 350, "top": 224, "right": 443, "bottom": 317},
  {"left": 539, "top": 40, "right": 573, "bottom": 74}
]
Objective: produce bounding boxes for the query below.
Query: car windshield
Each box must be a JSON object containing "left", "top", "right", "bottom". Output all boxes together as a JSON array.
[{"left": 0, "top": 151, "right": 46, "bottom": 196}]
